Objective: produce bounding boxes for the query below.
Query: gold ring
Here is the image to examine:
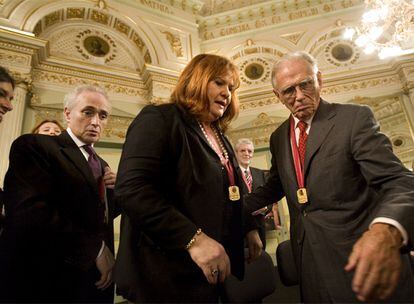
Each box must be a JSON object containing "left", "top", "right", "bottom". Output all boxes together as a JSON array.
[{"left": 211, "top": 269, "right": 219, "bottom": 276}]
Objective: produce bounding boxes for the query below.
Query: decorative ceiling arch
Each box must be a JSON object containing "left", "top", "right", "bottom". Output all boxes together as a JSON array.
[
  {"left": 31, "top": 6, "right": 154, "bottom": 65},
  {"left": 227, "top": 39, "right": 288, "bottom": 87},
  {"left": 304, "top": 26, "right": 361, "bottom": 70},
  {"left": 6, "top": 1, "right": 159, "bottom": 65}
]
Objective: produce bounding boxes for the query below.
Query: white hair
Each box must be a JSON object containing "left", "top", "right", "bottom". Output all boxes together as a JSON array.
[
  {"left": 235, "top": 138, "right": 254, "bottom": 152},
  {"left": 63, "top": 85, "right": 111, "bottom": 111},
  {"left": 271, "top": 51, "right": 319, "bottom": 89}
]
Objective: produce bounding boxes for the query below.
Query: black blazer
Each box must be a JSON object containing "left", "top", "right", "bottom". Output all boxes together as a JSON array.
[
  {"left": 114, "top": 104, "right": 248, "bottom": 302},
  {"left": 0, "top": 131, "right": 117, "bottom": 301},
  {"left": 246, "top": 100, "right": 414, "bottom": 301},
  {"left": 239, "top": 167, "right": 266, "bottom": 196},
  {"left": 251, "top": 167, "right": 266, "bottom": 192}
]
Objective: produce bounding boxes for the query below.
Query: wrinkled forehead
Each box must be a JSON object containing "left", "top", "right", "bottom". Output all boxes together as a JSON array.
[
  {"left": 238, "top": 143, "right": 254, "bottom": 151},
  {"left": 75, "top": 91, "right": 110, "bottom": 111},
  {"left": 275, "top": 59, "right": 316, "bottom": 88}
]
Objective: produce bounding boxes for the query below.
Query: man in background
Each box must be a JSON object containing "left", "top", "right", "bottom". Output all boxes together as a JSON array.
[
  {"left": 235, "top": 138, "right": 268, "bottom": 248},
  {"left": 0, "top": 85, "right": 118, "bottom": 303}
]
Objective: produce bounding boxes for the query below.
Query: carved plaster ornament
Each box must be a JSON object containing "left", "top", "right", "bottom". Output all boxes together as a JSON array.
[{"left": 161, "top": 31, "right": 183, "bottom": 57}]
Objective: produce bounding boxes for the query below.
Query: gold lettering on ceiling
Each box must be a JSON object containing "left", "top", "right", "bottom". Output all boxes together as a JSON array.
[{"left": 140, "top": 0, "right": 173, "bottom": 14}]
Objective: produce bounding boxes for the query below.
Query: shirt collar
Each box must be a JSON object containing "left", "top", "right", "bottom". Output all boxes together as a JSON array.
[
  {"left": 293, "top": 115, "right": 314, "bottom": 129},
  {"left": 66, "top": 127, "right": 91, "bottom": 148},
  {"left": 239, "top": 164, "right": 250, "bottom": 172}
]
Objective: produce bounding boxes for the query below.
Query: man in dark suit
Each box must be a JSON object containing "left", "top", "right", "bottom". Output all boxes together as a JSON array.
[
  {"left": 0, "top": 66, "right": 15, "bottom": 231},
  {"left": 0, "top": 85, "right": 117, "bottom": 303},
  {"left": 246, "top": 51, "right": 414, "bottom": 302},
  {"left": 234, "top": 138, "right": 268, "bottom": 247}
]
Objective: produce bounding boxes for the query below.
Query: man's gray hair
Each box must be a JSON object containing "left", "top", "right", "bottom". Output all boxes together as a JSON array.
[
  {"left": 235, "top": 138, "right": 254, "bottom": 152},
  {"left": 63, "top": 85, "right": 110, "bottom": 110},
  {"left": 271, "top": 51, "right": 319, "bottom": 89}
]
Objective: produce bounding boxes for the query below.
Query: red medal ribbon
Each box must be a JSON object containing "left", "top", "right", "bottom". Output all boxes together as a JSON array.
[
  {"left": 223, "top": 159, "right": 236, "bottom": 186},
  {"left": 289, "top": 117, "right": 305, "bottom": 189}
]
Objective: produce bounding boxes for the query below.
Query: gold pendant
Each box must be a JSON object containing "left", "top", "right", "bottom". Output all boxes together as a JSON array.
[
  {"left": 297, "top": 188, "right": 308, "bottom": 204},
  {"left": 228, "top": 186, "right": 240, "bottom": 201}
]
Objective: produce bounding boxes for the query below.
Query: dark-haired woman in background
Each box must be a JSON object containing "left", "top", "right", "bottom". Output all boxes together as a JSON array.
[
  {"left": 114, "top": 54, "right": 262, "bottom": 303},
  {"left": 31, "top": 119, "right": 64, "bottom": 136}
]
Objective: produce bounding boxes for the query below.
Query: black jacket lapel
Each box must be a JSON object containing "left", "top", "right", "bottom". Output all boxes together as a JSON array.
[
  {"left": 58, "top": 131, "right": 99, "bottom": 194},
  {"left": 304, "top": 100, "right": 336, "bottom": 174}
]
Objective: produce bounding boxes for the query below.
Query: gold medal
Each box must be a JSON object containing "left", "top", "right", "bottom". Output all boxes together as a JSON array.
[
  {"left": 228, "top": 186, "right": 240, "bottom": 201},
  {"left": 297, "top": 188, "right": 308, "bottom": 204}
]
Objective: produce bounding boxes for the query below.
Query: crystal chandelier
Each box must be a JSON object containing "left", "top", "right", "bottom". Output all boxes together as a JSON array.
[{"left": 343, "top": 0, "right": 414, "bottom": 59}]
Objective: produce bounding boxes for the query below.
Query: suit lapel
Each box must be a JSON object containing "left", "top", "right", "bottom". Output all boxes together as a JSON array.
[
  {"left": 304, "top": 100, "right": 336, "bottom": 174},
  {"left": 58, "top": 131, "right": 99, "bottom": 193},
  {"left": 280, "top": 119, "right": 297, "bottom": 187}
]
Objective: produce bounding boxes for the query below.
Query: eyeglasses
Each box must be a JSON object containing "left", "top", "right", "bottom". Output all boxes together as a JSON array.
[{"left": 278, "top": 77, "right": 315, "bottom": 100}]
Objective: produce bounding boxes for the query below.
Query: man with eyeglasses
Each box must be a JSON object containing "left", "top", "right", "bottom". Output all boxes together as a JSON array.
[{"left": 245, "top": 51, "right": 414, "bottom": 302}]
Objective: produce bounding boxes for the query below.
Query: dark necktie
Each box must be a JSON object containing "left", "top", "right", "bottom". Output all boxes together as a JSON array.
[
  {"left": 83, "top": 145, "right": 108, "bottom": 222},
  {"left": 83, "top": 145, "right": 102, "bottom": 180},
  {"left": 297, "top": 121, "right": 308, "bottom": 168},
  {"left": 245, "top": 169, "right": 252, "bottom": 191}
]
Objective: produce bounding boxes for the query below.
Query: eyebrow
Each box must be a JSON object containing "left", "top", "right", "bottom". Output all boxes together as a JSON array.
[{"left": 280, "top": 76, "right": 313, "bottom": 92}]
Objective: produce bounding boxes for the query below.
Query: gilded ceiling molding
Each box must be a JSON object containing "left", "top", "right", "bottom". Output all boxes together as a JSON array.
[
  {"left": 0, "top": 41, "right": 36, "bottom": 56},
  {"left": 0, "top": 50, "right": 31, "bottom": 67},
  {"left": 32, "top": 70, "right": 147, "bottom": 98},
  {"left": 308, "top": 28, "right": 345, "bottom": 55},
  {"left": 280, "top": 31, "right": 306, "bottom": 45},
  {"left": 199, "top": 0, "right": 363, "bottom": 41},
  {"left": 230, "top": 44, "right": 283, "bottom": 65},
  {"left": 238, "top": 96, "right": 279, "bottom": 111},
  {"left": 149, "top": 71, "right": 179, "bottom": 85},
  {"left": 34, "top": 65, "right": 146, "bottom": 89},
  {"left": 33, "top": 6, "right": 152, "bottom": 64},
  {"left": 321, "top": 76, "right": 400, "bottom": 95}
]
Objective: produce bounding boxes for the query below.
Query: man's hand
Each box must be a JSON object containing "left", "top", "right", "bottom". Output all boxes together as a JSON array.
[
  {"left": 264, "top": 203, "right": 282, "bottom": 230},
  {"left": 187, "top": 232, "right": 231, "bottom": 285},
  {"left": 103, "top": 167, "right": 116, "bottom": 189},
  {"left": 345, "top": 223, "right": 402, "bottom": 301},
  {"left": 95, "top": 245, "right": 115, "bottom": 290},
  {"left": 246, "top": 229, "right": 263, "bottom": 263}
]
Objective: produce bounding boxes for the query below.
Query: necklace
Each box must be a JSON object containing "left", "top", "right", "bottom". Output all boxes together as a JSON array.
[{"left": 198, "top": 121, "right": 229, "bottom": 163}]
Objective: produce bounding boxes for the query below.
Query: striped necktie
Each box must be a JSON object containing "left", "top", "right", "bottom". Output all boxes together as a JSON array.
[
  {"left": 297, "top": 121, "right": 308, "bottom": 168},
  {"left": 245, "top": 169, "right": 252, "bottom": 190}
]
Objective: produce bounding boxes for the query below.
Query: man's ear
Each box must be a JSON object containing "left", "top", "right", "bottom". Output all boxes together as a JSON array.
[
  {"left": 273, "top": 89, "right": 284, "bottom": 105},
  {"left": 316, "top": 71, "right": 322, "bottom": 88},
  {"left": 273, "top": 88, "right": 279, "bottom": 99},
  {"left": 63, "top": 107, "right": 70, "bottom": 123}
]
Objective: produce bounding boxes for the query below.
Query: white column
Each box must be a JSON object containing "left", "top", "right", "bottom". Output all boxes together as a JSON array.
[
  {"left": 401, "top": 92, "right": 414, "bottom": 137},
  {"left": 0, "top": 83, "right": 27, "bottom": 187}
]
